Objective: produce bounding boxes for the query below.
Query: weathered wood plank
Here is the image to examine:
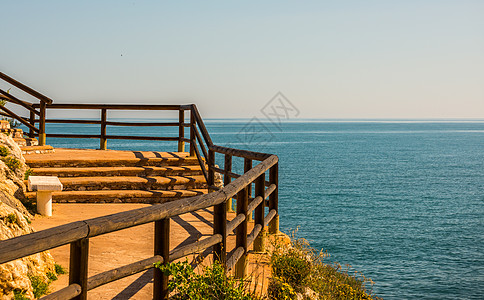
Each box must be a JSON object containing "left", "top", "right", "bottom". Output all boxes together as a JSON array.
[
  {"left": 40, "top": 284, "right": 81, "bottom": 300},
  {"left": 170, "top": 234, "right": 222, "bottom": 261},
  {"left": 0, "top": 222, "right": 88, "bottom": 264},
  {"left": 87, "top": 255, "right": 163, "bottom": 291}
]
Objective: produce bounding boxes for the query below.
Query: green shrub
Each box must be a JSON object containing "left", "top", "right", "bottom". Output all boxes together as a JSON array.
[
  {"left": 24, "top": 216, "right": 31, "bottom": 224},
  {"left": 13, "top": 290, "right": 29, "bottom": 300},
  {"left": 54, "top": 263, "right": 67, "bottom": 275},
  {"left": 0, "top": 146, "right": 9, "bottom": 157},
  {"left": 6, "top": 213, "right": 18, "bottom": 225},
  {"left": 28, "top": 275, "right": 49, "bottom": 298},
  {"left": 2, "top": 156, "right": 22, "bottom": 171},
  {"left": 154, "top": 260, "right": 258, "bottom": 300},
  {"left": 47, "top": 271, "right": 58, "bottom": 282},
  {"left": 24, "top": 168, "right": 33, "bottom": 180},
  {"left": 267, "top": 277, "right": 297, "bottom": 300},
  {"left": 269, "top": 233, "right": 380, "bottom": 300}
]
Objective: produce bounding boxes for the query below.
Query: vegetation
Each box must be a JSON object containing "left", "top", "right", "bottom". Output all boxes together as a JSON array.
[
  {"left": 2, "top": 156, "right": 22, "bottom": 171},
  {"left": 0, "top": 145, "right": 9, "bottom": 157},
  {"left": 28, "top": 275, "right": 49, "bottom": 299},
  {"left": 154, "top": 260, "right": 258, "bottom": 300},
  {"left": 268, "top": 232, "right": 380, "bottom": 300},
  {"left": 54, "top": 263, "right": 67, "bottom": 275},
  {"left": 24, "top": 168, "right": 33, "bottom": 180},
  {"left": 5, "top": 213, "right": 19, "bottom": 225},
  {"left": 13, "top": 290, "right": 29, "bottom": 300}
]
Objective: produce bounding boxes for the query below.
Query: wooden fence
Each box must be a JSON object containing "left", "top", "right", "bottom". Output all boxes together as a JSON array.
[{"left": 0, "top": 72, "right": 280, "bottom": 299}]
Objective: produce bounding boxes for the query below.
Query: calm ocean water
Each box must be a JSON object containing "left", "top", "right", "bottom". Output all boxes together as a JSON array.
[{"left": 35, "top": 120, "right": 484, "bottom": 299}]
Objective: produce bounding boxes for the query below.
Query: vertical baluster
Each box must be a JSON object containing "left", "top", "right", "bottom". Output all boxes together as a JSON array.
[
  {"left": 269, "top": 163, "right": 279, "bottom": 234},
  {"left": 254, "top": 173, "right": 265, "bottom": 252},
  {"left": 235, "top": 186, "right": 248, "bottom": 278},
  {"left": 244, "top": 158, "right": 253, "bottom": 221},
  {"left": 189, "top": 108, "right": 196, "bottom": 157},
  {"left": 39, "top": 101, "right": 46, "bottom": 146},
  {"left": 69, "top": 238, "right": 89, "bottom": 300},
  {"left": 178, "top": 109, "right": 185, "bottom": 152},
  {"left": 224, "top": 154, "right": 233, "bottom": 212},
  {"left": 29, "top": 110, "right": 35, "bottom": 138},
  {"left": 154, "top": 218, "right": 170, "bottom": 300},
  {"left": 100, "top": 108, "right": 107, "bottom": 150},
  {"left": 213, "top": 154, "right": 227, "bottom": 267}
]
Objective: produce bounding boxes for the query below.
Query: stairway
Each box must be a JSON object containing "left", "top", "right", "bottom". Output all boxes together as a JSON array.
[
  {"left": 0, "top": 120, "right": 39, "bottom": 146},
  {"left": 24, "top": 148, "right": 209, "bottom": 204}
]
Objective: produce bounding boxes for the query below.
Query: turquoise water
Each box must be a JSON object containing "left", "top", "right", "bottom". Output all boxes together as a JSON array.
[{"left": 39, "top": 120, "right": 484, "bottom": 299}]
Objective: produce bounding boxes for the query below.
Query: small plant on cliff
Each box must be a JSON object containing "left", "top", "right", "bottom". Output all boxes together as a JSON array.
[
  {"left": 24, "top": 168, "right": 33, "bottom": 180},
  {"left": 0, "top": 145, "right": 9, "bottom": 157},
  {"left": 28, "top": 275, "right": 49, "bottom": 298},
  {"left": 55, "top": 263, "right": 67, "bottom": 275},
  {"left": 13, "top": 290, "right": 29, "bottom": 300},
  {"left": 154, "top": 260, "right": 258, "bottom": 300},
  {"left": 268, "top": 232, "right": 380, "bottom": 300},
  {"left": 2, "top": 156, "right": 21, "bottom": 171},
  {"left": 5, "top": 213, "right": 19, "bottom": 225}
]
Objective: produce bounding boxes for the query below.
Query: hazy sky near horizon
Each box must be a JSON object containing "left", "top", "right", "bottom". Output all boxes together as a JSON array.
[{"left": 1, "top": 1, "right": 483, "bottom": 119}]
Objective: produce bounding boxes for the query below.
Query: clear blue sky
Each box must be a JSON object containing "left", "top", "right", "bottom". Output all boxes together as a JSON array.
[{"left": 1, "top": 1, "right": 483, "bottom": 119}]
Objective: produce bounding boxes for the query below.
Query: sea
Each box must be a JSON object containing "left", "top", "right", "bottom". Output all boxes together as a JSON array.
[{"left": 30, "top": 119, "right": 484, "bottom": 299}]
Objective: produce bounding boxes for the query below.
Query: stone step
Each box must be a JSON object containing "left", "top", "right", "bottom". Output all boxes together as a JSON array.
[
  {"left": 0, "top": 120, "right": 10, "bottom": 129},
  {"left": 25, "top": 189, "right": 208, "bottom": 204},
  {"left": 25, "top": 148, "right": 200, "bottom": 168},
  {"left": 13, "top": 137, "right": 39, "bottom": 147},
  {"left": 30, "top": 165, "right": 205, "bottom": 177},
  {"left": 49, "top": 175, "right": 207, "bottom": 191},
  {"left": 21, "top": 145, "right": 55, "bottom": 155},
  {"left": 0, "top": 128, "right": 24, "bottom": 138}
]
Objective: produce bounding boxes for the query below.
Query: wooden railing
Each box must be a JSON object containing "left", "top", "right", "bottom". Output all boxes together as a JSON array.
[
  {"left": 0, "top": 99, "right": 279, "bottom": 299},
  {"left": 0, "top": 72, "right": 52, "bottom": 145}
]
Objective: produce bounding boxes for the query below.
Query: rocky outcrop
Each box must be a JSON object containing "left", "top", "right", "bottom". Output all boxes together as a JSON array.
[{"left": 0, "top": 134, "right": 55, "bottom": 299}]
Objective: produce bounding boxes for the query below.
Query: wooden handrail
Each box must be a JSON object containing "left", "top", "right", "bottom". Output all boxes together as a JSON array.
[
  {"left": 0, "top": 89, "right": 40, "bottom": 115},
  {"left": 0, "top": 71, "right": 53, "bottom": 104}
]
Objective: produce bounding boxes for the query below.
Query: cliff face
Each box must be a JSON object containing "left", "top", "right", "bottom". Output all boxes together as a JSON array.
[{"left": 0, "top": 134, "right": 55, "bottom": 300}]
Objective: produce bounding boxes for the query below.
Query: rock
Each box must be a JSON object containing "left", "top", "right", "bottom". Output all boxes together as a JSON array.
[{"left": 0, "top": 137, "right": 56, "bottom": 299}]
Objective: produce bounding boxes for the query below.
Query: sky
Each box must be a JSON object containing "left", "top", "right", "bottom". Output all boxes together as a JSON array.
[{"left": 1, "top": 1, "right": 483, "bottom": 119}]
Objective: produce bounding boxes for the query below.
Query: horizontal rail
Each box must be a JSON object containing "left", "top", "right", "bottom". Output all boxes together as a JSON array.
[
  {"left": 0, "top": 105, "right": 39, "bottom": 132},
  {"left": 226, "top": 246, "right": 245, "bottom": 271},
  {"left": 247, "top": 196, "right": 263, "bottom": 215},
  {"left": 226, "top": 214, "right": 245, "bottom": 234},
  {"left": 43, "top": 133, "right": 179, "bottom": 141},
  {"left": 0, "top": 71, "right": 53, "bottom": 104},
  {"left": 264, "top": 209, "right": 277, "bottom": 227},
  {"left": 210, "top": 145, "right": 271, "bottom": 161},
  {"left": 169, "top": 234, "right": 222, "bottom": 261},
  {"left": 40, "top": 284, "right": 81, "bottom": 300},
  {"left": 35, "top": 104, "right": 190, "bottom": 110},
  {"left": 87, "top": 255, "right": 162, "bottom": 291},
  {"left": 211, "top": 166, "right": 241, "bottom": 179},
  {"left": 247, "top": 224, "right": 262, "bottom": 248},
  {"left": 0, "top": 88, "right": 39, "bottom": 115}
]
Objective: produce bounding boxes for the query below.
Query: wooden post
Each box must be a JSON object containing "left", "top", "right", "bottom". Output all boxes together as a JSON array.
[
  {"left": 244, "top": 158, "right": 253, "bottom": 221},
  {"left": 254, "top": 173, "right": 265, "bottom": 252},
  {"left": 154, "top": 218, "right": 170, "bottom": 300},
  {"left": 100, "top": 109, "right": 107, "bottom": 150},
  {"left": 208, "top": 150, "right": 215, "bottom": 191},
  {"left": 269, "top": 163, "right": 279, "bottom": 234},
  {"left": 213, "top": 151, "right": 227, "bottom": 266},
  {"left": 189, "top": 109, "right": 195, "bottom": 157},
  {"left": 28, "top": 110, "right": 35, "bottom": 138},
  {"left": 178, "top": 109, "right": 185, "bottom": 152},
  {"left": 235, "top": 186, "right": 248, "bottom": 278},
  {"left": 69, "top": 238, "right": 89, "bottom": 300},
  {"left": 39, "top": 101, "right": 46, "bottom": 146},
  {"left": 224, "top": 154, "right": 233, "bottom": 212}
]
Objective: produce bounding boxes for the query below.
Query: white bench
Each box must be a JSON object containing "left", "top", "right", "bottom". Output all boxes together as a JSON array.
[{"left": 28, "top": 176, "right": 63, "bottom": 216}]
